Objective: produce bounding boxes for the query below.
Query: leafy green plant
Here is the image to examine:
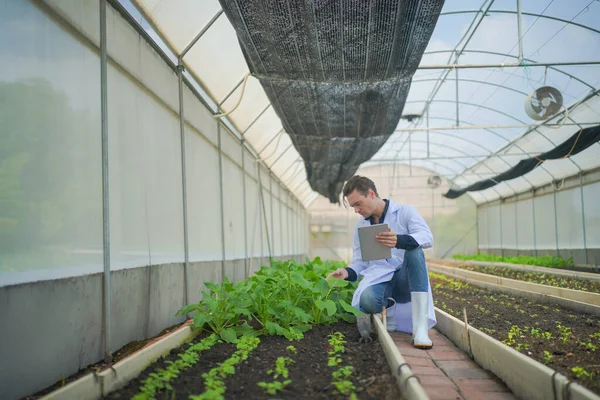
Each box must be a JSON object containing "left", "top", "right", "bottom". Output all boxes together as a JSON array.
[
  {"left": 133, "top": 334, "right": 219, "bottom": 400},
  {"left": 503, "top": 325, "right": 521, "bottom": 347},
  {"left": 190, "top": 336, "right": 260, "bottom": 400},
  {"left": 327, "top": 332, "right": 357, "bottom": 397},
  {"left": 543, "top": 350, "right": 554, "bottom": 364},
  {"left": 177, "top": 258, "right": 361, "bottom": 342},
  {"left": 257, "top": 356, "right": 295, "bottom": 395},
  {"left": 452, "top": 253, "right": 575, "bottom": 268},
  {"left": 572, "top": 366, "right": 593, "bottom": 380}
]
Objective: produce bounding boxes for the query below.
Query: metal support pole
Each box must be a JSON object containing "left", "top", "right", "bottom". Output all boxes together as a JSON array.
[
  {"left": 99, "top": 0, "right": 112, "bottom": 364},
  {"left": 180, "top": 10, "right": 223, "bottom": 60},
  {"left": 532, "top": 190, "right": 537, "bottom": 257},
  {"left": 426, "top": 110, "right": 430, "bottom": 158},
  {"left": 476, "top": 207, "right": 480, "bottom": 254},
  {"left": 431, "top": 188, "right": 435, "bottom": 250},
  {"left": 499, "top": 202, "right": 504, "bottom": 258},
  {"left": 408, "top": 133, "right": 412, "bottom": 176},
  {"left": 417, "top": 60, "right": 600, "bottom": 70},
  {"left": 269, "top": 174, "right": 275, "bottom": 261},
  {"left": 258, "top": 166, "right": 272, "bottom": 261},
  {"left": 278, "top": 184, "right": 283, "bottom": 260},
  {"left": 177, "top": 63, "right": 190, "bottom": 309},
  {"left": 514, "top": 200, "right": 519, "bottom": 256},
  {"left": 516, "top": 0, "right": 524, "bottom": 64},
  {"left": 241, "top": 140, "right": 248, "bottom": 278},
  {"left": 217, "top": 123, "right": 226, "bottom": 279},
  {"left": 455, "top": 66, "right": 459, "bottom": 126},
  {"left": 579, "top": 173, "right": 588, "bottom": 264},
  {"left": 553, "top": 187, "right": 559, "bottom": 258}
]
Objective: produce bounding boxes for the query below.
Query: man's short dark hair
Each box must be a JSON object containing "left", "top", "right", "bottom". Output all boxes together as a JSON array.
[{"left": 342, "top": 175, "right": 379, "bottom": 198}]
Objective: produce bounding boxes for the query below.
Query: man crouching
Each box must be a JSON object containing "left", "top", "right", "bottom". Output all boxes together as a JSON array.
[{"left": 327, "top": 175, "right": 436, "bottom": 349}]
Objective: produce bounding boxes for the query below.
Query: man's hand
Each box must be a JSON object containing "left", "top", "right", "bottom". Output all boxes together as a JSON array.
[
  {"left": 326, "top": 268, "right": 348, "bottom": 280},
  {"left": 376, "top": 227, "right": 398, "bottom": 248}
]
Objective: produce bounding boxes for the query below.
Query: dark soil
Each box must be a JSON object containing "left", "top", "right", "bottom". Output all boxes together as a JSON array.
[
  {"left": 430, "top": 272, "right": 600, "bottom": 395},
  {"left": 104, "top": 322, "right": 400, "bottom": 399},
  {"left": 437, "top": 258, "right": 598, "bottom": 274},
  {"left": 24, "top": 322, "right": 185, "bottom": 399},
  {"left": 456, "top": 264, "right": 600, "bottom": 293}
]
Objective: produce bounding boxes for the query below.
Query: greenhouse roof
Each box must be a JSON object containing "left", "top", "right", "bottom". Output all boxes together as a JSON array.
[{"left": 125, "top": 0, "right": 600, "bottom": 206}]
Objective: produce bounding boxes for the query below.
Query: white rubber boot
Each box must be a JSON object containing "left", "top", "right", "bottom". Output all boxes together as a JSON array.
[
  {"left": 411, "top": 292, "right": 433, "bottom": 349},
  {"left": 385, "top": 298, "right": 397, "bottom": 332}
]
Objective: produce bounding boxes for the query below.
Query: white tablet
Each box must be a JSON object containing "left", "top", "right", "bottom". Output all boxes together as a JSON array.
[{"left": 358, "top": 224, "right": 392, "bottom": 261}]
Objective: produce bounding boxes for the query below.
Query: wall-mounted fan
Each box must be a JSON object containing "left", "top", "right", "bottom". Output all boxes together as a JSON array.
[
  {"left": 427, "top": 174, "right": 442, "bottom": 188},
  {"left": 524, "top": 86, "right": 563, "bottom": 121}
]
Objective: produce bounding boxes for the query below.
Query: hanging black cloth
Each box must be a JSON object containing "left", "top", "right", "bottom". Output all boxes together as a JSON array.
[{"left": 444, "top": 125, "right": 600, "bottom": 199}]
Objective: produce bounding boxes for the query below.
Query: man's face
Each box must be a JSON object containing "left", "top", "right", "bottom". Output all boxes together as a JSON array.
[{"left": 346, "top": 189, "right": 377, "bottom": 218}]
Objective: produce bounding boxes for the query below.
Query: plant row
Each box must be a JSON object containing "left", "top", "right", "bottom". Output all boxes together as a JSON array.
[
  {"left": 177, "top": 257, "right": 361, "bottom": 343},
  {"left": 451, "top": 253, "right": 575, "bottom": 268},
  {"left": 456, "top": 264, "right": 600, "bottom": 293},
  {"left": 430, "top": 271, "right": 600, "bottom": 395},
  {"left": 328, "top": 332, "right": 358, "bottom": 399}
]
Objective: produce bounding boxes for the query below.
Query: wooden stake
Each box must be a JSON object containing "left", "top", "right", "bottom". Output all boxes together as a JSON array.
[{"left": 382, "top": 306, "right": 387, "bottom": 331}]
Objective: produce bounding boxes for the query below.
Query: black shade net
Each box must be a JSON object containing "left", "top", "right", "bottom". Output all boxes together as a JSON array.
[
  {"left": 444, "top": 125, "right": 600, "bottom": 199},
  {"left": 218, "top": 0, "right": 445, "bottom": 202}
]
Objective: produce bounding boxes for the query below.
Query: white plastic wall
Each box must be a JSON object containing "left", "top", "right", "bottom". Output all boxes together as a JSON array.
[
  {"left": 477, "top": 180, "right": 600, "bottom": 264},
  {"left": 0, "top": 2, "right": 309, "bottom": 399}
]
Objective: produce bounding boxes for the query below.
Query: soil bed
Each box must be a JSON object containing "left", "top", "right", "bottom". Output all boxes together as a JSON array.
[
  {"left": 435, "top": 259, "right": 596, "bottom": 274},
  {"left": 24, "top": 322, "right": 185, "bottom": 399},
  {"left": 454, "top": 264, "right": 600, "bottom": 293},
  {"left": 105, "top": 321, "right": 400, "bottom": 399},
  {"left": 431, "top": 272, "right": 600, "bottom": 395}
]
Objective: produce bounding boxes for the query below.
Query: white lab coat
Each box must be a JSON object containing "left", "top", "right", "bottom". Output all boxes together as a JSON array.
[{"left": 348, "top": 200, "right": 437, "bottom": 333}]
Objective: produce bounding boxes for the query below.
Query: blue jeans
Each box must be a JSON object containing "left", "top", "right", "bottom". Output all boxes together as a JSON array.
[{"left": 359, "top": 248, "right": 429, "bottom": 314}]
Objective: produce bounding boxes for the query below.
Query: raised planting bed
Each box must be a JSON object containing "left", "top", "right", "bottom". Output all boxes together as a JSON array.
[
  {"left": 430, "top": 271, "right": 600, "bottom": 396},
  {"left": 450, "top": 253, "right": 596, "bottom": 273},
  {"left": 104, "top": 321, "right": 400, "bottom": 400},
  {"left": 454, "top": 264, "right": 600, "bottom": 293}
]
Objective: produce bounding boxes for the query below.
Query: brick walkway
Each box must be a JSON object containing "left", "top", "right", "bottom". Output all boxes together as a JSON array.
[{"left": 390, "top": 329, "right": 516, "bottom": 400}]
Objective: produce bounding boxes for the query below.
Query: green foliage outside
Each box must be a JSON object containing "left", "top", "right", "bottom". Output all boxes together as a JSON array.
[
  {"left": 451, "top": 253, "right": 575, "bottom": 268},
  {"left": 177, "top": 257, "right": 361, "bottom": 343}
]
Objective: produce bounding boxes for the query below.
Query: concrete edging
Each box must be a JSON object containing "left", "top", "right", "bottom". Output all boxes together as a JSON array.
[
  {"left": 434, "top": 308, "right": 600, "bottom": 400},
  {"left": 40, "top": 322, "right": 197, "bottom": 400},
  {"left": 372, "top": 314, "right": 430, "bottom": 400},
  {"left": 428, "top": 263, "right": 600, "bottom": 317},
  {"left": 435, "top": 259, "right": 600, "bottom": 281}
]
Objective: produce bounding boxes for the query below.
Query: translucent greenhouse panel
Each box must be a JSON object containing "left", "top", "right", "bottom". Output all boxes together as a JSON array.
[
  {"left": 533, "top": 194, "right": 556, "bottom": 251},
  {"left": 108, "top": 66, "right": 184, "bottom": 269},
  {"left": 186, "top": 130, "right": 222, "bottom": 261},
  {"left": 556, "top": 188, "right": 585, "bottom": 250},
  {"left": 477, "top": 207, "right": 489, "bottom": 250},
  {"left": 405, "top": 80, "right": 438, "bottom": 104},
  {"left": 583, "top": 182, "right": 600, "bottom": 249},
  {"left": 262, "top": 185, "right": 273, "bottom": 256},
  {"left": 184, "top": 15, "right": 248, "bottom": 101},
  {"left": 222, "top": 159, "right": 246, "bottom": 260},
  {"left": 220, "top": 78, "right": 271, "bottom": 134},
  {"left": 183, "top": 85, "right": 218, "bottom": 147},
  {"left": 243, "top": 147, "right": 258, "bottom": 180},
  {"left": 271, "top": 193, "right": 282, "bottom": 257},
  {"left": 486, "top": 204, "right": 502, "bottom": 249},
  {"left": 0, "top": 1, "right": 103, "bottom": 282},
  {"left": 244, "top": 175, "right": 262, "bottom": 258},
  {"left": 220, "top": 125, "right": 242, "bottom": 166},
  {"left": 261, "top": 133, "right": 294, "bottom": 170},
  {"left": 515, "top": 198, "right": 535, "bottom": 250},
  {"left": 43, "top": 0, "right": 100, "bottom": 45},
  {"left": 133, "top": 0, "right": 221, "bottom": 53},
  {"left": 242, "top": 108, "right": 283, "bottom": 150},
  {"left": 501, "top": 202, "right": 517, "bottom": 249},
  {"left": 270, "top": 147, "right": 301, "bottom": 180}
]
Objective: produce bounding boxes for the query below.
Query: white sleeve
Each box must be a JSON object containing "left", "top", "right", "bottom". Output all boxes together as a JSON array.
[
  {"left": 404, "top": 205, "right": 434, "bottom": 249},
  {"left": 347, "top": 224, "right": 368, "bottom": 276}
]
